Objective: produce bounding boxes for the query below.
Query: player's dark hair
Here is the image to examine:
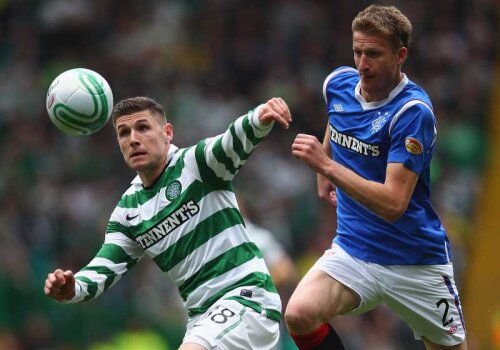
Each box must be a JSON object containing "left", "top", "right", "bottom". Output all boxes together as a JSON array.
[
  {"left": 352, "top": 5, "right": 412, "bottom": 51},
  {"left": 111, "top": 96, "right": 167, "bottom": 126}
]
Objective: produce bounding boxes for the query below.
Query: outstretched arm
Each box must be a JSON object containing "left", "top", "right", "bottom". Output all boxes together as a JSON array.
[
  {"left": 200, "top": 97, "right": 292, "bottom": 182},
  {"left": 292, "top": 133, "right": 418, "bottom": 222},
  {"left": 44, "top": 269, "right": 75, "bottom": 301},
  {"left": 43, "top": 230, "right": 144, "bottom": 303}
]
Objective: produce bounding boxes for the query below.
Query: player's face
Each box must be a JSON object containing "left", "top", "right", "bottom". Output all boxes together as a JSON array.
[
  {"left": 353, "top": 31, "right": 407, "bottom": 102},
  {"left": 115, "top": 111, "right": 173, "bottom": 185}
]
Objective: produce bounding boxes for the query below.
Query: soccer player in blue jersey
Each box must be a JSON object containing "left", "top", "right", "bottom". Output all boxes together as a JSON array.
[{"left": 286, "top": 5, "right": 467, "bottom": 350}]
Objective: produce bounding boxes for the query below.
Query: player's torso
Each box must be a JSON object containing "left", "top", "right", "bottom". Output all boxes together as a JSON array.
[
  {"left": 323, "top": 69, "right": 450, "bottom": 265},
  {"left": 325, "top": 72, "right": 418, "bottom": 182},
  {"left": 123, "top": 148, "right": 244, "bottom": 279},
  {"left": 116, "top": 146, "right": 279, "bottom": 315}
]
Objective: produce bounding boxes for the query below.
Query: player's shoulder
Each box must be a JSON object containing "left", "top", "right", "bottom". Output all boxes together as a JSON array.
[
  {"left": 323, "top": 66, "right": 358, "bottom": 102},
  {"left": 323, "top": 66, "right": 358, "bottom": 88},
  {"left": 400, "top": 78, "right": 433, "bottom": 108}
]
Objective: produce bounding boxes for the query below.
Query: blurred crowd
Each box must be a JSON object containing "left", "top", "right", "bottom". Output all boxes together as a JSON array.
[{"left": 0, "top": 0, "right": 497, "bottom": 349}]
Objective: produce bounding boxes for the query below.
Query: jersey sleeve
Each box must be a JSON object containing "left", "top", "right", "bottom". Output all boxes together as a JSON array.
[
  {"left": 195, "top": 105, "right": 273, "bottom": 182},
  {"left": 323, "top": 66, "right": 358, "bottom": 104},
  {"left": 65, "top": 219, "right": 145, "bottom": 303},
  {"left": 387, "top": 101, "right": 436, "bottom": 175}
]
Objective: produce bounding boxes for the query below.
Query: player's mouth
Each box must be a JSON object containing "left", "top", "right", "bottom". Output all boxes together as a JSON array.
[{"left": 130, "top": 151, "right": 147, "bottom": 159}]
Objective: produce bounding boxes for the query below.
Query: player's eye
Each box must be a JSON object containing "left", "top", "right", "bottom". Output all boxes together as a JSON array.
[{"left": 118, "top": 128, "right": 130, "bottom": 137}]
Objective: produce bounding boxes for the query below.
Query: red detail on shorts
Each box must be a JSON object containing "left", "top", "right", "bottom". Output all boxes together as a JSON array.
[
  {"left": 290, "top": 324, "right": 330, "bottom": 350},
  {"left": 448, "top": 325, "right": 457, "bottom": 334}
]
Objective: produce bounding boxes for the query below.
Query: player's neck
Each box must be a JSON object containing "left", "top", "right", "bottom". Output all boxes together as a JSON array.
[{"left": 361, "top": 72, "right": 403, "bottom": 102}]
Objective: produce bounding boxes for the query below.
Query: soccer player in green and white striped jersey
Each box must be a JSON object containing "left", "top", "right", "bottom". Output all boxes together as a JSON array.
[{"left": 44, "top": 96, "right": 292, "bottom": 350}]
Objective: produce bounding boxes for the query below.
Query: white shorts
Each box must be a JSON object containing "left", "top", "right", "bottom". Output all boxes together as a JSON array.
[
  {"left": 183, "top": 299, "right": 280, "bottom": 349},
  {"left": 312, "top": 243, "right": 466, "bottom": 346}
]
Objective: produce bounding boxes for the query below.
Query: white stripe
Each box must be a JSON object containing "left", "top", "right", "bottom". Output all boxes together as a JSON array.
[
  {"left": 169, "top": 224, "right": 250, "bottom": 284},
  {"left": 205, "top": 138, "right": 235, "bottom": 181},
  {"left": 88, "top": 257, "right": 128, "bottom": 275},
  {"left": 388, "top": 100, "right": 434, "bottom": 137},
  {"left": 74, "top": 270, "right": 107, "bottom": 297},
  {"left": 322, "top": 67, "right": 358, "bottom": 103},
  {"left": 185, "top": 258, "right": 270, "bottom": 309},
  {"left": 104, "top": 232, "right": 144, "bottom": 259}
]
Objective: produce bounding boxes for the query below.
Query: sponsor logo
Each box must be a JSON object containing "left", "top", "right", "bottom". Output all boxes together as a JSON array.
[
  {"left": 333, "top": 104, "right": 343, "bottom": 112},
  {"left": 166, "top": 180, "right": 182, "bottom": 201},
  {"left": 448, "top": 325, "right": 457, "bottom": 334},
  {"left": 126, "top": 213, "right": 139, "bottom": 221},
  {"left": 405, "top": 137, "right": 423, "bottom": 155},
  {"left": 135, "top": 199, "right": 199, "bottom": 249},
  {"left": 329, "top": 124, "right": 380, "bottom": 157},
  {"left": 370, "top": 111, "right": 389, "bottom": 134}
]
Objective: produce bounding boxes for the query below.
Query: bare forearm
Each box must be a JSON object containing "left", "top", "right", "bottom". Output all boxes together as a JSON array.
[
  {"left": 321, "top": 161, "right": 408, "bottom": 222},
  {"left": 292, "top": 133, "right": 416, "bottom": 221}
]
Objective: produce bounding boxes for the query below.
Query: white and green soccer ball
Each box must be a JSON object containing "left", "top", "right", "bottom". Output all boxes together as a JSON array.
[{"left": 46, "top": 68, "right": 113, "bottom": 135}]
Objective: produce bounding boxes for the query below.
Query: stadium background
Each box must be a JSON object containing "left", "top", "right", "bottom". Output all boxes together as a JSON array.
[{"left": 0, "top": 0, "right": 498, "bottom": 349}]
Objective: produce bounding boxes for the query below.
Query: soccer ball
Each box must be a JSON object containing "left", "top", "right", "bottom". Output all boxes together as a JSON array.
[{"left": 46, "top": 68, "right": 113, "bottom": 135}]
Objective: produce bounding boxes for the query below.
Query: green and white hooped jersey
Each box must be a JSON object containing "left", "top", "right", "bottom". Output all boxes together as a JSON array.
[{"left": 67, "top": 106, "right": 282, "bottom": 322}]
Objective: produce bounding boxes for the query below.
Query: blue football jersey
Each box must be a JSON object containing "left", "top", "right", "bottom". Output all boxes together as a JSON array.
[{"left": 323, "top": 66, "right": 451, "bottom": 265}]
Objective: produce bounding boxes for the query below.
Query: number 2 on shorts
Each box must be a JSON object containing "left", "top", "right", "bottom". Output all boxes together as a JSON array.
[{"left": 436, "top": 298, "right": 454, "bottom": 327}]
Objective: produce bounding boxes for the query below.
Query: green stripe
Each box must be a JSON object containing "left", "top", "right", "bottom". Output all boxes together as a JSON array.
[
  {"left": 96, "top": 244, "right": 138, "bottom": 267},
  {"left": 76, "top": 244, "right": 140, "bottom": 301},
  {"left": 224, "top": 296, "right": 281, "bottom": 322},
  {"left": 77, "top": 276, "right": 99, "bottom": 301},
  {"left": 118, "top": 148, "right": 188, "bottom": 208},
  {"left": 80, "top": 265, "right": 117, "bottom": 292},
  {"left": 153, "top": 208, "right": 244, "bottom": 271},
  {"left": 265, "top": 308, "right": 281, "bottom": 322},
  {"left": 187, "top": 272, "right": 277, "bottom": 317},
  {"left": 212, "top": 137, "right": 238, "bottom": 175},
  {"left": 225, "top": 296, "right": 262, "bottom": 313},
  {"left": 229, "top": 122, "right": 250, "bottom": 162},
  {"left": 195, "top": 140, "right": 232, "bottom": 189},
  {"left": 179, "top": 242, "right": 263, "bottom": 299},
  {"left": 105, "top": 222, "right": 131, "bottom": 237},
  {"left": 241, "top": 114, "right": 260, "bottom": 146}
]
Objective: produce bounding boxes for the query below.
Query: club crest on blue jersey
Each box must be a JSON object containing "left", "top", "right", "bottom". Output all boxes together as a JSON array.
[
  {"left": 405, "top": 137, "right": 423, "bottom": 154},
  {"left": 370, "top": 111, "right": 390, "bottom": 134},
  {"left": 166, "top": 180, "right": 182, "bottom": 200}
]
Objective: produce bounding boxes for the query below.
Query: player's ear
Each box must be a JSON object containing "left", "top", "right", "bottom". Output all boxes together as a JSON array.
[
  {"left": 397, "top": 47, "right": 408, "bottom": 65},
  {"left": 164, "top": 123, "right": 173, "bottom": 143}
]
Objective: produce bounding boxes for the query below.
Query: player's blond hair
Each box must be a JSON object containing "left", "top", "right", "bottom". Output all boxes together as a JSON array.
[
  {"left": 352, "top": 5, "right": 412, "bottom": 51},
  {"left": 111, "top": 96, "right": 167, "bottom": 127}
]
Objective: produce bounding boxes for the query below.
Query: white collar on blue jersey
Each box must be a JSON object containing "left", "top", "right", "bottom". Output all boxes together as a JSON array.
[
  {"left": 355, "top": 73, "right": 409, "bottom": 111},
  {"left": 130, "top": 144, "right": 179, "bottom": 186}
]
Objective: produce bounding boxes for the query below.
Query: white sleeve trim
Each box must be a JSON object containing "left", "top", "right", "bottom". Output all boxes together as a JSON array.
[
  {"left": 388, "top": 100, "right": 434, "bottom": 137},
  {"left": 322, "top": 67, "right": 358, "bottom": 104},
  {"left": 249, "top": 104, "right": 273, "bottom": 136}
]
